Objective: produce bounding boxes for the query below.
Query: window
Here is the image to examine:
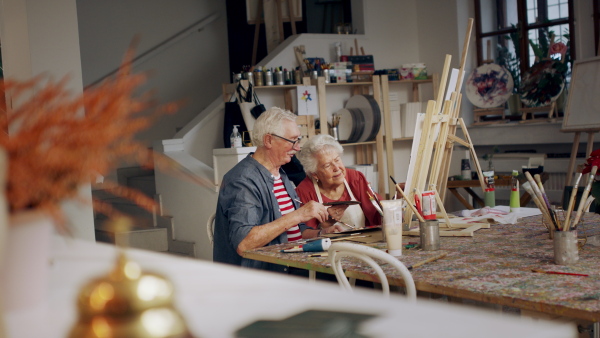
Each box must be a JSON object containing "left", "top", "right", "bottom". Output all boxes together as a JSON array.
[{"left": 474, "top": 0, "right": 574, "bottom": 90}]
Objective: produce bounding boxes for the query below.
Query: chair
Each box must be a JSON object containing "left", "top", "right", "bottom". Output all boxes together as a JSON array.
[
  {"left": 328, "top": 242, "right": 416, "bottom": 301},
  {"left": 207, "top": 213, "right": 216, "bottom": 246}
]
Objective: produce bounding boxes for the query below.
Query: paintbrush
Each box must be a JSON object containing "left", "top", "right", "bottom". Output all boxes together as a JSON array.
[
  {"left": 407, "top": 252, "right": 448, "bottom": 270},
  {"left": 533, "top": 173, "right": 560, "bottom": 229},
  {"left": 531, "top": 269, "right": 588, "bottom": 277},
  {"left": 564, "top": 172, "right": 583, "bottom": 231},
  {"left": 524, "top": 172, "right": 559, "bottom": 230},
  {"left": 572, "top": 166, "right": 598, "bottom": 229},
  {"left": 367, "top": 183, "right": 383, "bottom": 211},
  {"left": 522, "top": 182, "right": 555, "bottom": 230},
  {"left": 392, "top": 181, "right": 425, "bottom": 223},
  {"left": 367, "top": 191, "right": 384, "bottom": 216}
]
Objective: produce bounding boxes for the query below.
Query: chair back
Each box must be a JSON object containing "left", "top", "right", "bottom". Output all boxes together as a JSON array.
[
  {"left": 328, "top": 242, "right": 416, "bottom": 301},
  {"left": 207, "top": 213, "right": 216, "bottom": 246}
]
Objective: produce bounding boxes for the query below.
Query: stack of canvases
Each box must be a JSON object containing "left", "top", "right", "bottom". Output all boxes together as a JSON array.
[
  {"left": 401, "top": 102, "right": 427, "bottom": 138},
  {"left": 389, "top": 96, "right": 427, "bottom": 139}
]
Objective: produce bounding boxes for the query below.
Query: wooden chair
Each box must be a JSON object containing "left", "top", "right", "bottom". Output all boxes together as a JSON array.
[
  {"left": 328, "top": 242, "right": 416, "bottom": 301},
  {"left": 207, "top": 213, "right": 215, "bottom": 247}
]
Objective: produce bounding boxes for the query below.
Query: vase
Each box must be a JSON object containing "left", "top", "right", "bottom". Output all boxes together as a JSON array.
[
  {"left": 507, "top": 93, "right": 521, "bottom": 115},
  {"left": 0, "top": 210, "right": 53, "bottom": 311}
]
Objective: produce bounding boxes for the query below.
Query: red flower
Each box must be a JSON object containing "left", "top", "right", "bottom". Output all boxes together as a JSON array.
[
  {"left": 549, "top": 42, "right": 567, "bottom": 55},
  {"left": 582, "top": 149, "right": 600, "bottom": 174}
]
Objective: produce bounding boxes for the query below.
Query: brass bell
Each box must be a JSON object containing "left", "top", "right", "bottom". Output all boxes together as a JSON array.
[{"left": 68, "top": 250, "right": 192, "bottom": 337}]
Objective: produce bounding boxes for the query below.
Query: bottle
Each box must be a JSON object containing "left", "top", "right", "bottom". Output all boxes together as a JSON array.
[
  {"left": 230, "top": 125, "right": 242, "bottom": 148},
  {"left": 381, "top": 200, "right": 403, "bottom": 257},
  {"left": 510, "top": 170, "right": 520, "bottom": 213},
  {"left": 483, "top": 170, "right": 495, "bottom": 207}
]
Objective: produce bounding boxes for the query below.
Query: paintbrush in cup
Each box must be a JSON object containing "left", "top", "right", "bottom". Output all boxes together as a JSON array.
[
  {"left": 564, "top": 172, "right": 583, "bottom": 231},
  {"left": 522, "top": 181, "right": 555, "bottom": 230},
  {"left": 572, "top": 166, "right": 598, "bottom": 229}
]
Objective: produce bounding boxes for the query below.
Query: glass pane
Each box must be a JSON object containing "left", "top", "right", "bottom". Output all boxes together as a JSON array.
[
  {"left": 526, "top": 24, "right": 570, "bottom": 66},
  {"left": 479, "top": 0, "right": 519, "bottom": 33}
]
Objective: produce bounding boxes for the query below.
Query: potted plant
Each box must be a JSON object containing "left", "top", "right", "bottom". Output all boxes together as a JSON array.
[{"left": 0, "top": 49, "right": 210, "bottom": 311}]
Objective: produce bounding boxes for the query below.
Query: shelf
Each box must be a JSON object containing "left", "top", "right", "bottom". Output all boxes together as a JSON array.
[{"left": 339, "top": 140, "right": 377, "bottom": 146}]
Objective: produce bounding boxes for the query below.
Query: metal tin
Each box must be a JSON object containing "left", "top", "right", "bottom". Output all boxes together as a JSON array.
[
  {"left": 284, "top": 70, "right": 292, "bottom": 85},
  {"left": 233, "top": 73, "right": 242, "bottom": 83},
  {"left": 244, "top": 72, "right": 254, "bottom": 85},
  {"left": 275, "top": 71, "right": 284, "bottom": 85},
  {"left": 254, "top": 71, "right": 263, "bottom": 86},
  {"left": 311, "top": 70, "right": 318, "bottom": 80},
  {"left": 323, "top": 69, "right": 330, "bottom": 83},
  {"left": 294, "top": 70, "right": 302, "bottom": 84},
  {"left": 421, "top": 190, "right": 436, "bottom": 220},
  {"left": 554, "top": 230, "right": 579, "bottom": 265},
  {"left": 264, "top": 71, "right": 273, "bottom": 86},
  {"left": 419, "top": 220, "right": 440, "bottom": 251}
]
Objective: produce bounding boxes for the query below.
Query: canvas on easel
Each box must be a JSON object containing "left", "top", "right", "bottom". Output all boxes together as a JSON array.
[
  {"left": 561, "top": 56, "right": 600, "bottom": 186},
  {"left": 400, "top": 18, "right": 488, "bottom": 237}
]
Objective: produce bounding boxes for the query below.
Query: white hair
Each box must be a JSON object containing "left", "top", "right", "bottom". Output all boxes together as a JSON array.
[
  {"left": 296, "top": 134, "right": 344, "bottom": 175},
  {"left": 251, "top": 107, "right": 297, "bottom": 147}
]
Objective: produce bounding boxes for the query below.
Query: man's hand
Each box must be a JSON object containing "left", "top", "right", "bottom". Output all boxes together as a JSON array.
[{"left": 297, "top": 200, "right": 330, "bottom": 223}]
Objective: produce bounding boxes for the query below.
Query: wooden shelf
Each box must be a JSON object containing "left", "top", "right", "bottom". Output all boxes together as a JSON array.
[{"left": 339, "top": 141, "right": 377, "bottom": 146}]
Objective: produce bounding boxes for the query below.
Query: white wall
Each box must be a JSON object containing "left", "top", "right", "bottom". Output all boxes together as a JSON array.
[{"left": 76, "top": 0, "right": 230, "bottom": 164}]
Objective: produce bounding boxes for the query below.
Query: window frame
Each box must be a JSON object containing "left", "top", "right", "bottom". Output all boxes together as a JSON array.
[{"left": 474, "top": 0, "right": 575, "bottom": 76}]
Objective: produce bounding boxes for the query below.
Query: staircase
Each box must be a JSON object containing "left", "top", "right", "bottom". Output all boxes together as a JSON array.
[{"left": 93, "top": 167, "right": 196, "bottom": 257}]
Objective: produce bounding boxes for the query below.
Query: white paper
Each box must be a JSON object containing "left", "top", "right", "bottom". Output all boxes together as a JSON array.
[{"left": 297, "top": 85, "right": 318, "bottom": 115}]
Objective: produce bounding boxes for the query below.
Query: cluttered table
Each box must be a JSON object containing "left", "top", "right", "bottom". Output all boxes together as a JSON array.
[
  {"left": 243, "top": 213, "right": 600, "bottom": 322},
  {"left": 4, "top": 233, "right": 577, "bottom": 337}
]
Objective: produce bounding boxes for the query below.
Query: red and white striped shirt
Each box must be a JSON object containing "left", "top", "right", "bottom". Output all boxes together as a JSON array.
[{"left": 273, "top": 175, "right": 302, "bottom": 242}]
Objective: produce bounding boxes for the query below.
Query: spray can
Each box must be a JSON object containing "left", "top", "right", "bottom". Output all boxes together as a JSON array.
[{"left": 510, "top": 170, "right": 520, "bottom": 212}]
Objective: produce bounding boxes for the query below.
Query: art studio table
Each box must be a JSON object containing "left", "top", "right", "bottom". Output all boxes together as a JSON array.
[
  {"left": 243, "top": 213, "right": 600, "bottom": 323},
  {"left": 4, "top": 233, "right": 576, "bottom": 337}
]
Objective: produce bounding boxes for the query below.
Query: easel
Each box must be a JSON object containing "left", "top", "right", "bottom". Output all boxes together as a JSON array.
[
  {"left": 402, "top": 19, "right": 488, "bottom": 237},
  {"left": 564, "top": 130, "right": 599, "bottom": 186},
  {"left": 250, "top": 0, "right": 300, "bottom": 65}
]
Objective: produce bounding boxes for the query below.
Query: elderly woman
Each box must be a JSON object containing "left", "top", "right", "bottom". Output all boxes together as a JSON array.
[{"left": 296, "top": 134, "right": 382, "bottom": 229}]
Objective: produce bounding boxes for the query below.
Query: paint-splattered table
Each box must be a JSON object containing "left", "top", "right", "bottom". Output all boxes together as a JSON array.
[{"left": 243, "top": 213, "right": 600, "bottom": 322}]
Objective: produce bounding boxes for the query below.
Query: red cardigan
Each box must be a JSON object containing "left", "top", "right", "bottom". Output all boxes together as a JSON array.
[{"left": 295, "top": 168, "right": 382, "bottom": 229}]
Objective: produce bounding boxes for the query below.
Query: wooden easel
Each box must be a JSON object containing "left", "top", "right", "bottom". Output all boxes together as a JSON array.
[
  {"left": 564, "top": 129, "right": 599, "bottom": 186},
  {"left": 402, "top": 18, "right": 487, "bottom": 237},
  {"left": 251, "top": 0, "right": 300, "bottom": 65}
]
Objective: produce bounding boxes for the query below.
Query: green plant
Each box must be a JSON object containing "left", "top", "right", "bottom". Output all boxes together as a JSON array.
[{"left": 496, "top": 25, "right": 521, "bottom": 94}]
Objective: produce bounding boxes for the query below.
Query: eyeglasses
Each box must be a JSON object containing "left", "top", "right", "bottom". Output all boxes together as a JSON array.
[{"left": 270, "top": 134, "right": 302, "bottom": 147}]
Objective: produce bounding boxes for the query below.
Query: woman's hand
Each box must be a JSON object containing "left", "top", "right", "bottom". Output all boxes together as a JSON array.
[
  {"left": 327, "top": 204, "right": 349, "bottom": 221},
  {"left": 321, "top": 223, "right": 345, "bottom": 234}
]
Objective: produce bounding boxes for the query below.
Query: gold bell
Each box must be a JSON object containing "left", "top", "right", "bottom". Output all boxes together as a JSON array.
[{"left": 68, "top": 250, "right": 192, "bottom": 338}]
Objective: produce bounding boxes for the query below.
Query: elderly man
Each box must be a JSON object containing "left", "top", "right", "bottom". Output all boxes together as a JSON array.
[{"left": 213, "top": 107, "right": 342, "bottom": 272}]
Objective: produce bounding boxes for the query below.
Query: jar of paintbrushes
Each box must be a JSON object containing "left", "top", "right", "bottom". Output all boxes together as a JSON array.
[{"left": 524, "top": 167, "right": 597, "bottom": 265}]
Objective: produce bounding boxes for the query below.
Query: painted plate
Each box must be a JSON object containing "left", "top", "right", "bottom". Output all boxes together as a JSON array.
[
  {"left": 519, "top": 59, "right": 566, "bottom": 107},
  {"left": 465, "top": 63, "right": 514, "bottom": 108}
]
